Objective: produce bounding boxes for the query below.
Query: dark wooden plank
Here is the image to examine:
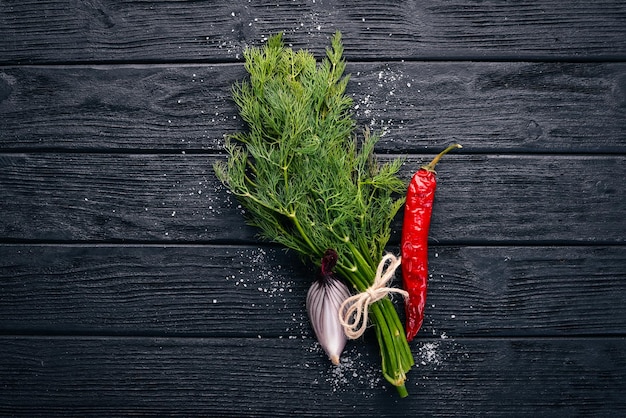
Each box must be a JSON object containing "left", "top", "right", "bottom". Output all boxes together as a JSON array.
[
  {"left": 1, "top": 245, "right": 624, "bottom": 338},
  {"left": 0, "top": 65, "right": 240, "bottom": 151},
  {"left": 1, "top": 0, "right": 625, "bottom": 64},
  {"left": 0, "top": 336, "right": 624, "bottom": 416},
  {"left": 2, "top": 62, "right": 626, "bottom": 152},
  {"left": 356, "top": 62, "right": 626, "bottom": 154},
  {"left": 0, "top": 244, "right": 311, "bottom": 337},
  {"left": 0, "top": 154, "right": 624, "bottom": 243}
]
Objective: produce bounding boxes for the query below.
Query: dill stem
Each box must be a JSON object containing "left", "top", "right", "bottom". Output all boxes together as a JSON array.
[
  {"left": 338, "top": 252, "right": 413, "bottom": 397},
  {"left": 290, "top": 212, "right": 319, "bottom": 256},
  {"left": 371, "top": 297, "right": 412, "bottom": 397},
  {"left": 346, "top": 243, "right": 375, "bottom": 291}
]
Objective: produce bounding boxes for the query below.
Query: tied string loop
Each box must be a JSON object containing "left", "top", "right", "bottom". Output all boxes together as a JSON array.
[{"left": 338, "top": 253, "right": 407, "bottom": 340}]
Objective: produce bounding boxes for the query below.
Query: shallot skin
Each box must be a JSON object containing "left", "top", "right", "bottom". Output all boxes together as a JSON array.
[{"left": 306, "top": 249, "right": 351, "bottom": 365}]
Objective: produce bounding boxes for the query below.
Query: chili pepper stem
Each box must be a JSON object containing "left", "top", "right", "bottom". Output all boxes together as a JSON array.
[{"left": 422, "top": 144, "right": 462, "bottom": 172}]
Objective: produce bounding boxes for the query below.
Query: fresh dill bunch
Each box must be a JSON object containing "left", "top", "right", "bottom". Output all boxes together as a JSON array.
[
  {"left": 214, "top": 32, "right": 413, "bottom": 395},
  {"left": 214, "top": 32, "right": 405, "bottom": 284}
]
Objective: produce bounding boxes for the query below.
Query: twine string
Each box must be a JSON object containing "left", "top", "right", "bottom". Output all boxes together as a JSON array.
[{"left": 338, "top": 253, "right": 407, "bottom": 339}]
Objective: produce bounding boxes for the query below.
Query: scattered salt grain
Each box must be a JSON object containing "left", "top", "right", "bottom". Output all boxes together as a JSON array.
[
  {"left": 418, "top": 342, "right": 442, "bottom": 366},
  {"left": 319, "top": 348, "right": 382, "bottom": 395}
]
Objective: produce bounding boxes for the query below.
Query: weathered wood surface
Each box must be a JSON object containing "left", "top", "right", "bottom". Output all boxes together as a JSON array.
[
  {"left": 1, "top": 336, "right": 624, "bottom": 417},
  {"left": 2, "top": 63, "right": 626, "bottom": 152},
  {"left": 1, "top": 245, "right": 625, "bottom": 338},
  {"left": 0, "top": 153, "right": 623, "bottom": 243},
  {"left": 2, "top": 0, "right": 626, "bottom": 64},
  {"left": 1, "top": 0, "right": 625, "bottom": 416}
]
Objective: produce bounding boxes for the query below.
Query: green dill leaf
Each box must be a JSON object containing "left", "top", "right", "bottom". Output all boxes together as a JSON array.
[{"left": 214, "top": 31, "right": 406, "bottom": 280}]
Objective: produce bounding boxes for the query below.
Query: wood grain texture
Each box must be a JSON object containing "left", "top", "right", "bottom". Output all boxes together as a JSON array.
[
  {"left": 0, "top": 153, "right": 623, "bottom": 243},
  {"left": 1, "top": 1, "right": 625, "bottom": 415},
  {"left": 2, "top": 62, "right": 626, "bottom": 152},
  {"left": 1, "top": 245, "right": 625, "bottom": 338},
  {"left": 0, "top": 65, "right": 240, "bottom": 151},
  {"left": 1, "top": 0, "right": 625, "bottom": 64},
  {"left": 1, "top": 336, "right": 624, "bottom": 416}
]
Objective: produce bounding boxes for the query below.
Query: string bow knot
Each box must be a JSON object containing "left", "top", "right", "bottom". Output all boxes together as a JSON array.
[{"left": 338, "top": 253, "right": 407, "bottom": 339}]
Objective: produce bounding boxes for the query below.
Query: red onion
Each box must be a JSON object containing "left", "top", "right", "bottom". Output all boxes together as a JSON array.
[{"left": 306, "top": 249, "right": 352, "bottom": 365}]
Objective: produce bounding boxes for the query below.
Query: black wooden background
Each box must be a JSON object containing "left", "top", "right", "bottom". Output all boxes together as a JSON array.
[{"left": 1, "top": 1, "right": 626, "bottom": 416}]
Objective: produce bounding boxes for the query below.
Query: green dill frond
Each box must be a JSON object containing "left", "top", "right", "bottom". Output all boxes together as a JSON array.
[{"left": 214, "top": 31, "right": 406, "bottom": 287}]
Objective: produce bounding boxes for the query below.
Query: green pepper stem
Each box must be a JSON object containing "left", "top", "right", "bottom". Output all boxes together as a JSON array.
[{"left": 422, "top": 143, "right": 462, "bottom": 172}]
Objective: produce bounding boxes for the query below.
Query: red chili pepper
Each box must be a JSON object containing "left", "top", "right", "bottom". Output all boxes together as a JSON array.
[{"left": 401, "top": 144, "right": 461, "bottom": 341}]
